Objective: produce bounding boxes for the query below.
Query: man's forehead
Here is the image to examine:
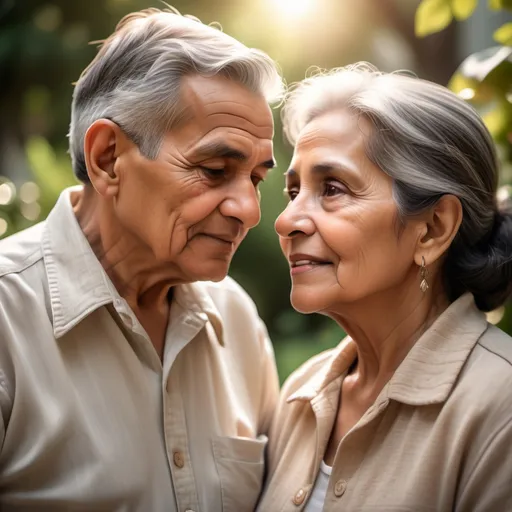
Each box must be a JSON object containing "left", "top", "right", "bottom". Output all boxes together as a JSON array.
[
  {"left": 178, "top": 74, "right": 273, "bottom": 131},
  {"left": 181, "top": 73, "right": 257, "bottom": 102}
]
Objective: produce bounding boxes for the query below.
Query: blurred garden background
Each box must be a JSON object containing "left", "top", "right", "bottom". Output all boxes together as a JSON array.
[{"left": 0, "top": 0, "right": 511, "bottom": 382}]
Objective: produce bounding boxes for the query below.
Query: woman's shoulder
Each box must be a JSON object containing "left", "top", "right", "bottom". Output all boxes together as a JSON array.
[
  {"left": 281, "top": 347, "right": 338, "bottom": 397},
  {"left": 280, "top": 337, "right": 355, "bottom": 402},
  {"left": 474, "top": 324, "right": 512, "bottom": 366},
  {"left": 456, "top": 324, "right": 512, "bottom": 416}
]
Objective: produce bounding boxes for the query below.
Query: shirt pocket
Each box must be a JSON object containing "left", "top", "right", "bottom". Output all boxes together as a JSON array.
[{"left": 212, "top": 434, "right": 267, "bottom": 512}]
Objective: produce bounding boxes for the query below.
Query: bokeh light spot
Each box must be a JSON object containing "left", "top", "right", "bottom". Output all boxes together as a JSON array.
[
  {"left": 273, "top": 0, "right": 315, "bottom": 20},
  {"left": 21, "top": 202, "right": 41, "bottom": 222},
  {"left": 459, "top": 88, "right": 475, "bottom": 100},
  {"left": 0, "top": 218, "right": 8, "bottom": 237},
  {"left": 20, "top": 182, "right": 40, "bottom": 204},
  {"left": 0, "top": 183, "right": 14, "bottom": 205}
]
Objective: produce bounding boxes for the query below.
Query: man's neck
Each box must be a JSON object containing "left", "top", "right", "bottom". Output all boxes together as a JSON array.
[{"left": 71, "top": 186, "right": 179, "bottom": 315}]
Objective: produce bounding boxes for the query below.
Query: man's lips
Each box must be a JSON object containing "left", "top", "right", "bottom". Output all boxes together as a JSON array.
[{"left": 197, "top": 233, "right": 238, "bottom": 245}]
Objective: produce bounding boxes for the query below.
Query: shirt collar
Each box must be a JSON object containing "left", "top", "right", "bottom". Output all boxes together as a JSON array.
[
  {"left": 172, "top": 282, "right": 225, "bottom": 346},
  {"left": 287, "top": 293, "right": 488, "bottom": 406},
  {"left": 42, "top": 186, "right": 224, "bottom": 344}
]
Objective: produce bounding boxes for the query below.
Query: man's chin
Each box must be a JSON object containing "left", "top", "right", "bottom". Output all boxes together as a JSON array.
[{"left": 187, "top": 262, "right": 231, "bottom": 283}]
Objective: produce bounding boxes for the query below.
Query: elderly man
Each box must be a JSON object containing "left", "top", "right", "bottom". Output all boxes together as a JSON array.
[{"left": 0, "top": 8, "right": 283, "bottom": 511}]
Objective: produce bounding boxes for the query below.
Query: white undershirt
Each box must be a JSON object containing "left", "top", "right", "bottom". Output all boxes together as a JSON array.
[{"left": 303, "top": 460, "right": 332, "bottom": 511}]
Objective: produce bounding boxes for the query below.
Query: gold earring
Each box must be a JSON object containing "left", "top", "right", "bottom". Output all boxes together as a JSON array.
[{"left": 420, "top": 256, "right": 429, "bottom": 293}]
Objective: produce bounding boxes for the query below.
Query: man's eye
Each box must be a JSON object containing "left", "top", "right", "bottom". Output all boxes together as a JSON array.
[{"left": 200, "top": 166, "right": 226, "bottom": 178}]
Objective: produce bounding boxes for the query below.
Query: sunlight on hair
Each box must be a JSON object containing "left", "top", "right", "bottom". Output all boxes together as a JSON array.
[{"left": 273, "top": 0, "right": 315, "bottom": 20}]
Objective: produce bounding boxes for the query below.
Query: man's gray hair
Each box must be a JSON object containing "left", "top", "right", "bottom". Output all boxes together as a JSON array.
[
  {"left": 69, "top": 7, "right": 284, "bottom": 182},
  {"left": 282, "top": 62, "right": 512, "bottom": 311}
]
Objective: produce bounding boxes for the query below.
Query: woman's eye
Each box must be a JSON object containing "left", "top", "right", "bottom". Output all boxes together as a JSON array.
[
  {"left": 251, "top": 175, "right": 265, "bottom": 187},
  {"left": 323, "top": 181, "right": 345, "bottom": 197},
  {"left": 285, "top": 188, "right": 298, "bottom": 201}
]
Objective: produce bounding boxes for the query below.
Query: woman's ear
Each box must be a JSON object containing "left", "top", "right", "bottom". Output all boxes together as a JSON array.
[
  {"left": 414, "top": 194, "right": 463, "bottom": 266},
  {"left": 83, "top": 119, "right": 128, "bottom": 198}
]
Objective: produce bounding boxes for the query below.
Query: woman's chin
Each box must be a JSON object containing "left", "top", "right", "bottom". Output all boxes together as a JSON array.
[{"left": 290, "top": 290, "right": 325, "bottom": 315}]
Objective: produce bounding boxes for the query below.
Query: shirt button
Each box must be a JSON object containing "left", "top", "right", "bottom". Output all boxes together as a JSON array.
[
  {"left": 292, "top": 488, "right": 307, "bottom": 505},
  {"left": 185, "top": 510, "right": 195, "bottom": 512},
  {"left": 173, "top": 451, "right": 185, "bottom": 468},
  {"left": 334, "top": 479, "right": 347, "bottom": 497}
]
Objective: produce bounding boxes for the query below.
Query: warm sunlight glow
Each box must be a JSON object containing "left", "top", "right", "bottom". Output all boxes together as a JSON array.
[{"left": 273, "top": 0, "right": 315, "bottom": 20}]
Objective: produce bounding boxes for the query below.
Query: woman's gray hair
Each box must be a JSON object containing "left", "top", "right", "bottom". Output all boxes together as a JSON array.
[
  {"left": 282, "top": 62, "right": 512, "bottom": 311},
  {"left": 69, "top": 7, "right": 284, "bottom": 182}
]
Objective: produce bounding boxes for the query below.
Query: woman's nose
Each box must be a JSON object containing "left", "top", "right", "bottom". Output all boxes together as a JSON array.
[{"left": 275, "top": 201, "right": 315, "bottom": 238}]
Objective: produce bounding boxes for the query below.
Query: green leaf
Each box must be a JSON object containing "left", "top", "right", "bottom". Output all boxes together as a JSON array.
[
  {"left": 448, "top": 72, "right": 495, "bottom": 104},
  {"left": 25, "top": 136, "right": 76, "bottom": 217},
  {"left": 482, "top": 99, "right": 512, "bottom": 141},
  {"left": 494, "top": 23, "right": 512, "bottom": 45},
  {"left": 415, "top": 0, "right": 453, "bottom": 37},
  {"left": 457, "top": 45, "right": 512, "bottom": 82},
  {"left": 489, "top": 0, "right": 512, "bottom": 10},
  {"left": 450, "top": 0, "right": 478, "bottom": 20}
]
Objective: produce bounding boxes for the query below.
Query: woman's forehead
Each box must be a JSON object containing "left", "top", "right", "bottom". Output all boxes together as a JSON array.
[{"left": 295, "top": 110, "right": 370, "bottom": 150}]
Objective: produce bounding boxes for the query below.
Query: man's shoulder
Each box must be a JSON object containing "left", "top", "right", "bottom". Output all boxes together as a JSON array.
[
  {"left": 0, "top": 222, "right": 45, "bottom": 278},
  {"left": 0, "top": 223, "right": 48, "bottom": 321}
]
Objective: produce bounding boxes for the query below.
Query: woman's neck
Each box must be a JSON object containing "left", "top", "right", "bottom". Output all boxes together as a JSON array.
[{"left": 331, "top": 286, "right": 450, "bottom": 394}]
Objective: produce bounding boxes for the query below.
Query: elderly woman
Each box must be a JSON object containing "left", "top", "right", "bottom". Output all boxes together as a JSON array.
[{"left": 257, "top": 63, "right": 512, "bottom": 512}]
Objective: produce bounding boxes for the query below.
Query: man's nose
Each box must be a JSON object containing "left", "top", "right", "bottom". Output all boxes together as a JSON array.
[
  {"left": 218, "top": 179, "right": 261, "bottom": 229},
  {"left": 275, "top": 197, "right": 315, "bottom": 238}
]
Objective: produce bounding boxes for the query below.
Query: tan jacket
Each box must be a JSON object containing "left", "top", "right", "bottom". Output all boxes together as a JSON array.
[
  {"left": 0, "top": 187, "right": 279, "bottom": 512},
  {"left": 258, "top": 294, "right": 512, "bottom": 512}
]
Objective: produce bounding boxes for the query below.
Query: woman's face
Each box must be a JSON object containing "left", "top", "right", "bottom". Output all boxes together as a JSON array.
[{"left": 275, "top": 109, "right": 422, "bottom": 315}]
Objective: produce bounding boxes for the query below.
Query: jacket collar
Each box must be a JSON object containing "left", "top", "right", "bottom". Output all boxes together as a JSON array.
[
  {"left": 288, "top": 293, "right": 488, "bottom": 406},
  {"left": 42, "top": 186, "right": 224, "bottom": 344}
]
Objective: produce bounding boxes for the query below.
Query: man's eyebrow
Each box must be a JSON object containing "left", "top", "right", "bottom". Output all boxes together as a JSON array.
[{"left": 195, "top": 141, "right": 275, "bottom": 168}]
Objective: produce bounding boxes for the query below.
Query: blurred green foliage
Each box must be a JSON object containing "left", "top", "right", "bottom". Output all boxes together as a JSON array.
[
  {"left": 1, "top": 0, "right": 510, "bottom": 382},
  {"left": 416, "top": 0, "right": 512, "bottom": 340}
]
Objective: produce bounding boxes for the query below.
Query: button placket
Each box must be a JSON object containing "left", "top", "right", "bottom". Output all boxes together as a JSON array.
[
  {"left": 327, "top": 400, "right": 390, "bottom": 506},
  {"left": 163, "top": 371, "right": 200, "bottom": 511},
  {"left": 173, "top": 450, "right": 185, "bottom": 469}
]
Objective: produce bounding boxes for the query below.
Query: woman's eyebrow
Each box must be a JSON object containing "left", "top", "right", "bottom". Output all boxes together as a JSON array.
[
  {"left": 311, "top": 160, "right": 359, "bottom": 180},
  {"left": 285, "top": 161, "right": 359, "bottom": 180}
]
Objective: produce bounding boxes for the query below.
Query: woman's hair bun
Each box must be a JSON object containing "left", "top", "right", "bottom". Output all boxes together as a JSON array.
[{"left": 448, "top": 209, "right": 512, "bottom": 312}]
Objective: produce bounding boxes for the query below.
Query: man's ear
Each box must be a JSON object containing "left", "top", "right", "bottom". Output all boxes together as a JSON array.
[
  {"left": 413, "top": 194, "right": 463, "bottom": 267},
  {"left": 83, "top": 119, "right": 129, "bottom": 198}
]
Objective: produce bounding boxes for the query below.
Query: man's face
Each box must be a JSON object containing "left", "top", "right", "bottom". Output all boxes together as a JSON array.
[{"left": 113, "top": 74, "right": 275, "bottom": 283}]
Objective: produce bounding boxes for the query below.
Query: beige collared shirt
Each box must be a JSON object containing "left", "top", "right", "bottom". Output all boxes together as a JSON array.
[
  {"left": 0, "top": 187, "right": 279, "bottom": 512},
  {"left": 258, "top": 294, "right": 512, "bottom": 512}
]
